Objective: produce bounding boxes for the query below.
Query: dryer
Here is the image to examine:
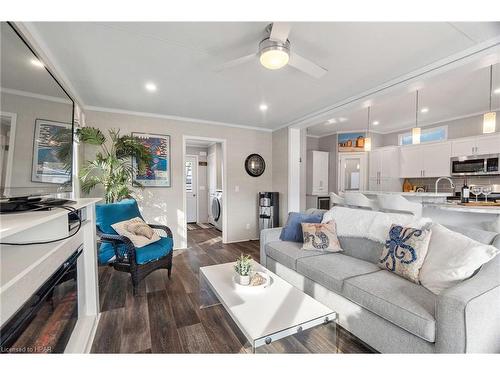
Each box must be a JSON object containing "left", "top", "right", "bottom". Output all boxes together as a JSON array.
[{"left": 210, "top": 190, "right": 223, "bottom": 231}]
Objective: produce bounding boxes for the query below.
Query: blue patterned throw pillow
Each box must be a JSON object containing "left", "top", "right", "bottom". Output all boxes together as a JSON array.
[{"left": 379, "top": 224, "right": 432, "bottom": 283}]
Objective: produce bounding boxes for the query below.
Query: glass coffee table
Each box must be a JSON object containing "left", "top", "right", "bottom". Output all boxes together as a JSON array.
[{"left": 199, "top": 260, "right": 337, "bottom": 353}]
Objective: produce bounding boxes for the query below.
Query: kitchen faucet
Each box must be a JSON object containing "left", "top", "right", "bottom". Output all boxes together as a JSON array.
[{"left": 435, "top": 177, "right": 455, "bottom": 194}]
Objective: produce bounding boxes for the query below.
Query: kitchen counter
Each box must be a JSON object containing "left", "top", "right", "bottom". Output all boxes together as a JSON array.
[
  {"left": 424, "top": 202, "right": 500, "bottom": 215},
  {"left": 359, "top": 190, "right": 452, "bottom": 197}
]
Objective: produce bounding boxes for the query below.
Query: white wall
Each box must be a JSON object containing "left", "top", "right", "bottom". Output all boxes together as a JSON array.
[
  {"left": 83, "top": 110, "right": 272, "bottom": 248},
  {"left": 272, "top": 127, "right": 288, "bottom": 226},
  {"left": 1, "top": 93, "right": 73, "bottom": 194}
]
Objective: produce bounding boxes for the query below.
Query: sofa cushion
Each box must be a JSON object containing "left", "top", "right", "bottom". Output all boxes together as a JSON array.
[
  {"left": 95, "top": 199, "right": 142, "bottom": 234},
  {"left": 280, "top": 212, "right": 323, "bottom": 242},
  {"left": 296, "top": 253, "right": 379, "bottom": 293},
  {"left": 265, "top": 241, "right": 324, "bottom": 270},
  {"left": 338, "top": 236, "right": 382, "bottom": 264},
  {"left": 445, "top": 225, "right": 497, "bottom": 245},
  {"left": 343, "top": 270, "right": 436, "bottom": 342},
  {"left": 98, "top": 236, "right": 173, "bottom": 265}
]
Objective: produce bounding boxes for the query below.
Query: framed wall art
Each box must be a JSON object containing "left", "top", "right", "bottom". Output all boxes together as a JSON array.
[
  {"left": 31, "top": 119, "right": 73, "bottom": 184},
  {"left": 132, "top": 132, "right": 171, "bottom": 187}
]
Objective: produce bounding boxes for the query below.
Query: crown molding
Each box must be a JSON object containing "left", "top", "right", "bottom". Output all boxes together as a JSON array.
[
  {"left": 1, "top": 87, "right": 72, "bottom": 105},
  {"left": 84, "top": 105, "right": 273, "bottom": 133}
]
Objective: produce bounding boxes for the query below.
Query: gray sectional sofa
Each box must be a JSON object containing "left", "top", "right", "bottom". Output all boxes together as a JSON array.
[{"left": 260, "top": 209, "right": 500, "bottom": 353}]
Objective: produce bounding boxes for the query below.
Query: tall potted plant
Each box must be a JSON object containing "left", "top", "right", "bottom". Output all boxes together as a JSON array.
[{"left": 77, "top": 127, "right": 151, "bottom": 203}]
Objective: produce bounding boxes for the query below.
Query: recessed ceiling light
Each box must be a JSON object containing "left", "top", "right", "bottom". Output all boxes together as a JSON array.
[
  {"left": 494, "top": 88, "right": 500, "bottom": 95},
  {"left": 259, "top": 103, "right": 268, "bottom": 111},
  {"left": 145, "top": 82, "right": 157, "bottom": 92},
  {"left": 372, "top": 121, "right": 379, "bottom": 126},
  {"left": 30, "top": 58, "right": 44, "bottom": 68},
  {"left": 326, "top": 118, "right": 337, "bottom": 124},
  {"left": 420, "top": 107, "right": 429, "bottom": 113},
  {"left": 338, "top": 117, "right": 348, "bottom": 123}
]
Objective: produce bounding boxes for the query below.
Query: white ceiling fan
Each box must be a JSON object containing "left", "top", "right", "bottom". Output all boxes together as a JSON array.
[{"left": 216, "top": 22, "right": 328, "bottom": 79}]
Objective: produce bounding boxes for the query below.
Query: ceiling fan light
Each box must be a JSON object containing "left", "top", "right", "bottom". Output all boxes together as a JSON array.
[
  {"left": 483, "top": 112, "right": 496, "bottom": 134},
  {"left": 412, "top": 127, "right": 421, "bottom": 145},
  {"left": 259, "top": 48, "right": 289, "bottom": 70}
]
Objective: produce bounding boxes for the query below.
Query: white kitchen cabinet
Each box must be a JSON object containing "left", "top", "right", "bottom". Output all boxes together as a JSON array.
[
  {"left": 421, "top": 142, "right": 452, "bottom": 177},
  {"left": 451, "top": 134, "right": 500, "bottom": 157},
  {"left": 400, "top": 142, "right": 451, "bottom": 178},
  {"left": 476, "top": 134, "right": 500, "bottom": 155},
  {"left": 399, "top": 145, "right": 422, "bottom": 178},
  {"left": 307, "top": 150, "right": 329, "bottom": 195},
  {"left": 369, "top": 146, "right": 401, "bottom": 190},
  {"left": 451, "top": 138, "right": 476, "bottom": 157}
]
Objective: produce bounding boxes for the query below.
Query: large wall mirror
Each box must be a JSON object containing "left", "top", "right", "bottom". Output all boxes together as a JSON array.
[{"left": 0, "top": 22, "right": 74, "bottom": 199}]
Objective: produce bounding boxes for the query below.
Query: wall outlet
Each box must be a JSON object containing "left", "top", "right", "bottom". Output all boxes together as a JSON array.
[
  {"left": 235, "top": 185, "right": 240, "bottom": 192},
  {"left": 245, "top": 223, "right": 250, "bottom": 230}
]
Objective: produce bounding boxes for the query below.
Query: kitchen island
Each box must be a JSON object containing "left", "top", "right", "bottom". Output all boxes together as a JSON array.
[{"left": 359, "top": 191, "right": 499, "bottom": 232}]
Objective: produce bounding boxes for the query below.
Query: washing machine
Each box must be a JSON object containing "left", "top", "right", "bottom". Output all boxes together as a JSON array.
[{"left": 210, "top": 190, "right": 223, "bottom": 231}]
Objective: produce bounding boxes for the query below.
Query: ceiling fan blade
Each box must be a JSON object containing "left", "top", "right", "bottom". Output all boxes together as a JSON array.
[
  {"left": 214, "top": 53, "right": 257, "bottom": 72},
  {"left": 269, "top": 22, "right": 291, "bottom": 43},
  {"left": 288, "top": 52, "right": 327, "bottom": 79}
]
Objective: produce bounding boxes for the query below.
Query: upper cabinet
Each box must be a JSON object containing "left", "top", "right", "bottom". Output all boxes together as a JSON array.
[
  {"left": 451, "top": 134, "right": 500, "bottom": 157},
  {"left": 369, "top": 146, "right": 401, "bottom": 190},
  {"left": 307, "top": 150, "right": 329, "bottom": 195},
  {"left": 399, "top": 142, "right": 452, "bottom": 178}
]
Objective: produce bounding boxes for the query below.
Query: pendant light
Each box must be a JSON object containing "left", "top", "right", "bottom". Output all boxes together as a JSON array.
[
  {"left": 483, "top": 65, "right": 496, "bottom": 134},
  {"left": 412, "top": 90, "right": 421, "bottom": 144},
  {"left": 364, "top": 106, "right": 372, "bottom": 151}
]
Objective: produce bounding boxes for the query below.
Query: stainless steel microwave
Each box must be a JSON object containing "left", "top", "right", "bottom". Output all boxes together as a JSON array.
[{"left": 450, "top": 153, "right": 500, "bottom": 176}]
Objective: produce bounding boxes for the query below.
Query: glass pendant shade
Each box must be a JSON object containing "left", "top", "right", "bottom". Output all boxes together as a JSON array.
[
  {"left": 483, "top": 112, "right": 496, "bottom": 134},
  {"left": 412, "top": 127, "right": 421, "bottom": 144},
  {"left": 364, "top": 136, "right": 372, "bottom": 151},
  {"left": 259, "top": 49, "right": 289, "bottom": 70}
]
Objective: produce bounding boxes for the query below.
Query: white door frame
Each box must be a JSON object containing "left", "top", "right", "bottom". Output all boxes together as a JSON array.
[
  {"left": 337, "top": 152, "right": 368, "bottom": 193},
  {"left": 182, "top": 135, "right": 227, "bottom": 244},
  {"left": 185, "top": 154, "right": 199, "bottom": 223},
  {"left": 0, "top": 111, "right": 17, "bottom": 193}
]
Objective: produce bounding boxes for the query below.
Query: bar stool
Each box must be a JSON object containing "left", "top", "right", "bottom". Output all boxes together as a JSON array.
[
  {"left": 376, "top": 194, "right": 422, "bottom": 217},
  {"left": 343, "top": 192, "right": 378, "bottom": 210}
]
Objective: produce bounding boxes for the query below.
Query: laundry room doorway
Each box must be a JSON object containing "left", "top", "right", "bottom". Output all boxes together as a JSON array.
[{"left": 183, "top": 136, "right": 227, "bottom": 246}]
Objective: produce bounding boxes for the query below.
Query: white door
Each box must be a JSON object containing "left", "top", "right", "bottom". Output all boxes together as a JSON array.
[
  {"left": 399, "top": 146, "right": 422, "bottom": 178},
  {"left": 368, "top": 149, "right": 381, "bottom": 180},
  {"left": 312, "top": 151, "right": 329, "bottom": 194},
  {"left": 338, "top": 153, "right": 367, "bottom": 193},
  {"left": 476, "top": 134, "right": 500, "bottom": 155},
  {"left": 422, "top": 142, "right": 452, "bottom": 177},
  {"left": 185, "top": 155, "right": 198, "bottom": 223}
]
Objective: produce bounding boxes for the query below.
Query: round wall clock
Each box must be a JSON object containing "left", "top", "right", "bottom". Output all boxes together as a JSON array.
[{"left": 245, "top": 154, "right": 266, "bottom": 177}]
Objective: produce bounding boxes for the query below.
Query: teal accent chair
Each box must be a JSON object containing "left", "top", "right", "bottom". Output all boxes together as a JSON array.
[{"left": 95, "top": 199, "right": 173, "bottom": 294}]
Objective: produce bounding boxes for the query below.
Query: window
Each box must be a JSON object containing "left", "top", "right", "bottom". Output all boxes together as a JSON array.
[
  {"left": 185, "top": 161, "right": 193, "bottom": 192},
  {"left": 398, "top": 125, "right": 448, "bottom": 146}
]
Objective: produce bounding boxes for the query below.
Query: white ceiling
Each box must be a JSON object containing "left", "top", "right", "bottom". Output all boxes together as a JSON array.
[
  {"left": 307, "top": 62, "right": 500, "bottom": 136},
  {"left": 1, "top": 22, "right": 70, "bottom": 99},
  {"left": 26, "top": 22, "right": 500, "bottom": 130}
]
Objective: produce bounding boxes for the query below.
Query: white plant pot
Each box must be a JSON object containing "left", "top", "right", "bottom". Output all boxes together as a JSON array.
[{"left": 236, "top": 274, "right": 250, "bottom": 286}]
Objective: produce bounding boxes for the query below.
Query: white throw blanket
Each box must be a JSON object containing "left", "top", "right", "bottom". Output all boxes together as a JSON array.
[{"left": 322, "top": 206, "right": 432, "bottom": 243}]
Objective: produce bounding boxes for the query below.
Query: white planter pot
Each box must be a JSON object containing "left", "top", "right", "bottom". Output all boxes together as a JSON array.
[{"left": 236, "top": 274, "right": 250, "bottom": 286}]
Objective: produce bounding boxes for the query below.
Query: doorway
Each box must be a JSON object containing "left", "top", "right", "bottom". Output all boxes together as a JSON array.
[
  {"left": 183, "top": 136, "right": 227, "bottom": 244},
  {"left": 338, "top": 152, "right": 368, "bottom": 193}
]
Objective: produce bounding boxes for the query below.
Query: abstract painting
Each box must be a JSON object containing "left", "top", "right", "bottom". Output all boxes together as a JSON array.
[
  {"left": 31, "top": 119, "right": 73, "bottom": 184},
  {"left": 132, "top": 132, "right": 171, "bottom": 187}
]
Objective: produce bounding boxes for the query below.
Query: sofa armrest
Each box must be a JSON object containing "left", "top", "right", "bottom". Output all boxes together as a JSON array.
[
  {"left": 260, "top": 227, "right": 282, "bottom": 267},
  {"left": 436, "top": 255, "right": 500, "bottom": 353}
]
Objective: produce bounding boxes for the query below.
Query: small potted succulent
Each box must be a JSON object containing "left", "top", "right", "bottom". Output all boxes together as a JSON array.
[{"left": 234, "top": 254, "right": 253, "bottom": 286}]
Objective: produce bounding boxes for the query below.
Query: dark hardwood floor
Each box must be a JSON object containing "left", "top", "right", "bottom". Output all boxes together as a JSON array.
[{"left": 91, "top": 227, "right": 375, "bottom": 353}]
